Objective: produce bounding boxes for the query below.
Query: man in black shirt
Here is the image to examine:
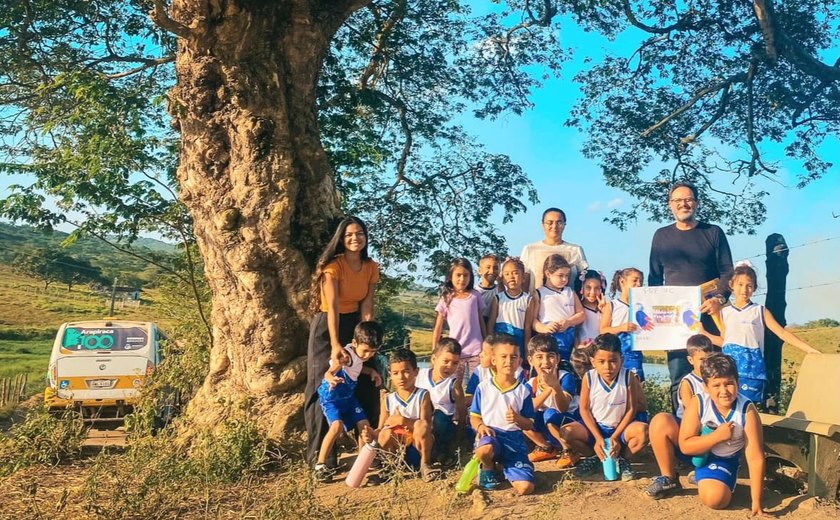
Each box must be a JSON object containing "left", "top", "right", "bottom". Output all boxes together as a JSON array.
[{"left": 649, "top": 182, "right": 734, "bottom": 412}]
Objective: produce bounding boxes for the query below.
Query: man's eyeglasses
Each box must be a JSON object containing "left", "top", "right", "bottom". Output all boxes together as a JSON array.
[{"left": 669, "top": 197, "right": 696, "bottom": 205}]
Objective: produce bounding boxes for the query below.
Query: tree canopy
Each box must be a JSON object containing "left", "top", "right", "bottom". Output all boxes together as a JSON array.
[{"left": 2, "top": 0, "right": 837, "bottom": 258}]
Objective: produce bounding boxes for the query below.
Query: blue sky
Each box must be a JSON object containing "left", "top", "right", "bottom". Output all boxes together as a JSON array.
[{"left": 458, "top": 13, "right": 840, "bottom": 325}]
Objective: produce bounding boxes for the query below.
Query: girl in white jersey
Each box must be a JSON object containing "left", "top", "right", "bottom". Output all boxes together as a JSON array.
[
  {"left": 600, "top": 267, "right": 645, "bottom": 381},
  {"left": 489, "top": 257, "right": 535, "bottom": 367},
  {"left": 707, "top": 264, "right": 816, "bottom": 406},
  {"left": 679, "top": 353, "right": 765, "bottom": 514},
  {"left": 560, "top": 333, "right": 648, "bottom": 480},
  {"left": 574, "top": 269, "right": 608, "bottom": 348},
  {"left": 533, "top": 254, "right": 585, "bottom": 362}
]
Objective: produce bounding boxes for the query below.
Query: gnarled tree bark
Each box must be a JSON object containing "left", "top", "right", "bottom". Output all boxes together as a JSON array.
[{"left": 165, "top": 0, "right": 369, "bottom": 439}]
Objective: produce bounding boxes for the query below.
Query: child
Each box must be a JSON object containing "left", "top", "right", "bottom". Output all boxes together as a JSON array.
[
  {"left": 708, "top": 263, "right": 817, "bottom": 405},
  {"left": 465, "top": 335, "right": 527, "bottom": 405},
  {"left": 575, "top": 269, "right": 607, "bottom": 348},
  {"left": 570, "top": 346, "right": 594, "bottom": 381},
  {"left": 678, "top": 354, "right": 765, "bottom": 514},
  {"left": 524, "top": 334, "right": 581, "bottom": 468},
  {"left": 470, "top": 334, "right": 536, "bottom": 495},
  {"left": 432, "top": 258, "right": 486, "bottom": 386},
  {"left": 533, "top": 254, "right": 585, "bottom": 362},
  {"left": 600, "top": 268, "right": 646, "bottom": 381},
  {"left": 415, "top": 338, "right": 465, "bottom": 465},
  {"left": 475, "top": 254, "right": 501, "bottom": 326},
  {"left": 363, "top": 348, "right": 440, "bottom": 482},
  {"left": 560, "top": 333, "right": 648, "bottom": 481},
  {"left": 488, "top": 257, "right": 535, "bottom": 367},
  {"left": 314, "top": 321, "right": 384, "bottom": 481},
  {"left": 646, "top": 334, "right": 715, "bottom": 499}
]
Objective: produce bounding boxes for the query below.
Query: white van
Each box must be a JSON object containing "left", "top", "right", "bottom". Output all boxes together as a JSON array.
[{"left": 44, "top": 320, "right": 162, "bottom": 417}]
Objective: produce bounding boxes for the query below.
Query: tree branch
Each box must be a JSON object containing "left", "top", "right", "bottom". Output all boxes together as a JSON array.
[
  {"left": 641, "top": 72, "right": 747, "bottom": 138},
  {"left": 103, "top": 56, "right": 175, "bottom": 80},
  {"left": 621, "top": 0, "right": 706, "bottom": 34},
  {"left": 149, "top": 0, "right": 191, "bottom": 38},
  {"left": 752, "top": 0, "right": 777, "bottom": 61},
  {"left": 680, "top": 83, "right": 732, "bottom": 144}
]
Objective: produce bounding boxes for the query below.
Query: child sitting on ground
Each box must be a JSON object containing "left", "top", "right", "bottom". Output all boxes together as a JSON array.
[
  {"left": 524, "top": 334, "right": 581, "bottom": 468},
  {"left": 470, "top": 333, "right": 536, "bottom": 495},
  {"left": 559, "top": 333, "right": 648, "bottom": 481},
  {"left": 415, "top": 338, "right": 465, "bottom": 465},
  {"left": 678, "top": 354, "right": 765, "bottom": 514},
  {"left": 314, "top": 321, "right": 384, "bottom": 482},
  {"left": 362, "top": 348, "right": 440, "bottom": 482},
  {"left": 646, "top": 334, "right": 715, "bottom": 498}
]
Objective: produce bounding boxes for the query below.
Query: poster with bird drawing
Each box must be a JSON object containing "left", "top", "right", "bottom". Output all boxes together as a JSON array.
[{"left": 629, "top": 286, "right": 701, "bottom": 351}]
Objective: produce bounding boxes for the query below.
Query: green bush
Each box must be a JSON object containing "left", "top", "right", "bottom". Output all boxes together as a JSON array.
[
  {"left": 0, "top": 326, "right": 56, "bottom": 341},
  {"left": 643, "top": 376, "right": 671, "bottom": 417},
  {"left": 0, "top": 407, "right": 87, "bottom": 476}
]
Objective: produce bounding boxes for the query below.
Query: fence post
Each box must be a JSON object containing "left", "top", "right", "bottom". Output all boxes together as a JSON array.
[{"left": 764, "top": 233, "right": 788, "bottom": 412}]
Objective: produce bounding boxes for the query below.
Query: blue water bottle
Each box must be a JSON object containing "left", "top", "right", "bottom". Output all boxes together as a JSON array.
[
  {"left": 691, "top": 423, "right": 716, "bottom": 467},
  {"left": 602, "top": 438, "right": 618, "bottom": 481}
]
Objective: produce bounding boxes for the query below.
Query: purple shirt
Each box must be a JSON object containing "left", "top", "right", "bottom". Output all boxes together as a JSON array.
[{"left": 435, "top": 290, "right": 485, "bottom": 357}]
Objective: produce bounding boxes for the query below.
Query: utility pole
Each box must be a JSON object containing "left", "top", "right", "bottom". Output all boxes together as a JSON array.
[{"left": 109, "top": 276, "right": 118, "bottom": 316}]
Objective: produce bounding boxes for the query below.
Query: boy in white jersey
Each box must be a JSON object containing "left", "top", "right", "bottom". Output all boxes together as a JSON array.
[
  {"left": 363, "top": 348, "right": 439, "bottom": 482},
  {"left": 523, "top": 334, "right": 580, "bottom": 468},
  {"left": 475, "top": 254, "right": 500, "bottom": 326},
  {"left": 415, "top": 338, "right": 465, "bottom": 465},
  {"left": 560, "top": 333, "right": 648, "bottom": 481},
  {"left": 315, "top": 321, "right": 383, "bottom": 482},
  {"left": 470, "top": 334, "right": 536, "bottom": 495},
  {"left": 646, "top": 334, "right": 715, "bottom": 498},
  {"left": 679, "top": 354, "right": 765, "bottom": 514}
]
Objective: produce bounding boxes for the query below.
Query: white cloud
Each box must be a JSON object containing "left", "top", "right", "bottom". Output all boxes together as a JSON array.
[{"left": 607, "top": 197, "right": 623, "bottom": 209}]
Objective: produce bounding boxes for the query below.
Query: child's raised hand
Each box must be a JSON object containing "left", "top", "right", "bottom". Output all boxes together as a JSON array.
[
  {"left": 326, "top": 373, "right": 344, "bottom": 389},
  {"left": 541, "top": 370, "right": 560, "bottom": 390},
  {"left": 714, "top": 421, "right": 735, "bottom": 442},
  {"left": 506, "top": 405, "right": 517, "bottom": 424},
  {"left": 596, "top": 293, "right": 607, "bottom": 311}
]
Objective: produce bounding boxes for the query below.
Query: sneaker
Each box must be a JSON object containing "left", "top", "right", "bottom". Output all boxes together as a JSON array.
[
  {"left": 313, "top": 463, "right": 335, "bottom": 483},
  {"left": 478, "top": 469, "right": 501, "bottom": 490},
  {"left": 575, "top": 456, "right": 601, "bottom": 477},
  {"left": 646, "top": 475, "right": 682, "bottom": 499},
  {"left": 556, "top": 450, "right": 581, "bottom": 469},
  {"left": 528, "top": 446, "right": 557, "bottom": 463},
  {"left": 687, "top": 471, "right": 697, "bottom": 485},
  {"left": 618, "top": 458, "right": 636, "bottom": 481}
]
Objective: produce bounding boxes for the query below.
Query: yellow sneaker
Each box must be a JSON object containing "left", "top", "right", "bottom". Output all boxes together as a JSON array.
[
  {"left": 528, "top": 446, "right": 557, "bottom": 462},
  {"left": 556, "top": 450, "right": 581, "bottom": 468}
]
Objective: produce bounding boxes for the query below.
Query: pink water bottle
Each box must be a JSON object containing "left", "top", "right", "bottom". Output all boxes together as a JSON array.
[{"left": 345, "top": 441, "right": 378, "bottom": 488}]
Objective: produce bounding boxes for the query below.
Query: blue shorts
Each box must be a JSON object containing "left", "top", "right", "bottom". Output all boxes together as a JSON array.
[
  {"left": 738, "top": 378, "right": 764, "bottom": 404},
  {"left": 618, "top": 333, "right": 645, "bottom": 381},
  {"left": 432, "top": 410, "right": 456, "bottom": 451},
  {"left": 319, "top": 396, "right": 367, "bottom": 430},
  {"left": 586, "top": 423, "right": 631, "bottom": 447},
  {"left": 477, "top": 429, "right": 535, "bottom": 483},
  {"left": 552, "top": 329, "right": 575, "bottom": 361},
  {"left": 695, "top": 452, "right": 740, "bottom": 491},
  {"left": 534, "top": 408, "right": 577, "bottom": 447},
  {"left": 634, "top": 411, "right": 649, "bottom": 424}
]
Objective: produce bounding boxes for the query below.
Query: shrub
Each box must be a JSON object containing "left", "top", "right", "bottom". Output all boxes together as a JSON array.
[
  {"left": 0, "top": 407, "right": 87, "bottom": 476},
  {"left": 643, "top": 376, "right": 671, "bottom": 417}
]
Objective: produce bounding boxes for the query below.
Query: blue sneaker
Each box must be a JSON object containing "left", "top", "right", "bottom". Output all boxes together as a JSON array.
[{"left": 478, "top": 469, "right": 501, "bottom": 490}]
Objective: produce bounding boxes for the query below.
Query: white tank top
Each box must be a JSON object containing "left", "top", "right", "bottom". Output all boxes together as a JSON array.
[
  {"left": 586, "top": 368, "right": 630, "bottom": 428},
  {"left": 578, "top": 306, "right": 601, "bottom": 345},
  {"left": 697, "top": 393, "right": 751, "bottom": 458},
  {"left": 529, "top": 370, "right": 579, "bottom": 413},
  {"left": 415, "top": 368, "right": 457, "bottom": 416},
  {"left": 721, "top": 302, "right": 765, "bottom": 354},
  {"left": 610, "top": 299, "right": 629, "bottom": 327},
  {"left": 385, "top": 388, "right": 429, "bottom": 420},
  {"left": 495, "top": 291, "right": 531, "bottom": 332},
  {"left": 537, "top": 286, "right": 576, "bottom": 324},
  {"left": 328, "top": 344, "right": 365, "bottom": 382},
  {"left": 675, "top": 372, "right": 707, "bottom": 420}
]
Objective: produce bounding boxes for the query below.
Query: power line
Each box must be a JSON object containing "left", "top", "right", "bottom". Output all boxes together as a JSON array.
[
  {"left": 742, "top": 235, "right": 840, "bottom": 261},
  {"left": 754, "top": 279, "right": 840, "bottom": 297}
]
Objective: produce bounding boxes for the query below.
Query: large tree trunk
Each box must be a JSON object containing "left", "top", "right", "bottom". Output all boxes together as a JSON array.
[{"left": 166, "top": 0, "right": 367, "bottom": 439}]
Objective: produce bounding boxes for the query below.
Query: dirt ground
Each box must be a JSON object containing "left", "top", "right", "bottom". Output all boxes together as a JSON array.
[{"left": 1, "top": 449, "right": 836, "bottom": 520}]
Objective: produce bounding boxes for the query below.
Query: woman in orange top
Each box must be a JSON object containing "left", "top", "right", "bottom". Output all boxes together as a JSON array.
[{"left": 304, "top": 216, "right": 380, "bottom": 467}]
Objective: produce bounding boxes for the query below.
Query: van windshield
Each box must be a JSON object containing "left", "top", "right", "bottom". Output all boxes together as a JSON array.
[{"left": 61, "top": 326, "right": 149, "bottom": 353}]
